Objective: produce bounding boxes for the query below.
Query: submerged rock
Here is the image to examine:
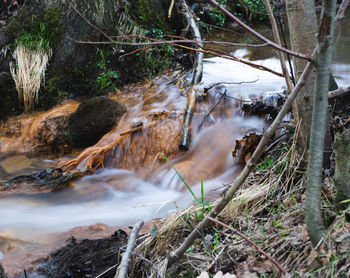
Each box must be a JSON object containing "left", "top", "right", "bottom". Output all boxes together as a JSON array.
[{"left": 68, "top": 96, "right": 127, "bottom": 148}]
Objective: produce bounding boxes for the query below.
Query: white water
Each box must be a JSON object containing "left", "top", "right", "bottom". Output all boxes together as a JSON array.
[{"left": 0, "top": 51, "right": 287, "bottom": 241}]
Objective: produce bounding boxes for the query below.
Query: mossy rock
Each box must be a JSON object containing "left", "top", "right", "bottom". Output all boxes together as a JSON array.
[{"left": 68, "top": 96, "right": 127, "bottom": 148}]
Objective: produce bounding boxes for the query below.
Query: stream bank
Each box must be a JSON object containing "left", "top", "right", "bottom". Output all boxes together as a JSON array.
[{"left": 1, "top": 7, "right": 350, "bottom": 278}]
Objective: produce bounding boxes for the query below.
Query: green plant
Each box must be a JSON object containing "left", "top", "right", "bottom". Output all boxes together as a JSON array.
[
  {"left": 235, "top": 0, "right": 269, "bottom": 21},
  {"left": 15, "top": 7, "right": 63, "bottom": 51},
  {"left": 257, "top": 157, "right": 275, "bottom": 170},
  {"left": 159, "top": 153, "right": 211, "bottom": 219},
  {"left": 199, "top": 0, "right": 227, "bottom": 27},
  {"left": 96, "top": 49, "right": 118, "bottom": 92}
]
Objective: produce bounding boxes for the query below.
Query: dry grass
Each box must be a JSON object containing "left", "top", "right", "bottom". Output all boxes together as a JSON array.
[
  {"left": 10, "top": 43, "right": 52, "bottom": 112},
  {"left": 126, "top": 129, "right": 350, "bottom": 278}
]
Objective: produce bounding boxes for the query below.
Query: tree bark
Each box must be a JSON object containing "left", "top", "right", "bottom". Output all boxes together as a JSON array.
[
  {"left": 286, "top": 0, "right": 318, "bottom": 151},
  {"left": 305, "top": 0, "right": 337, "bottom": 247},
  {"left": 179, "top": 0, "right": 203, "bottom": 150}
]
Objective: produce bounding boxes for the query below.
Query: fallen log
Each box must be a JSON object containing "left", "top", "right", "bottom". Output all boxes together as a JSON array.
[{"left": 179, "top": 0, "right": 203, "bottom": 150}]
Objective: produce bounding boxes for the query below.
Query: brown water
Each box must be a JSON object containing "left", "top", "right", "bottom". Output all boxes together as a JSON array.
[{"left": 1, "top": 13, "right": 350, "bottom": 276}]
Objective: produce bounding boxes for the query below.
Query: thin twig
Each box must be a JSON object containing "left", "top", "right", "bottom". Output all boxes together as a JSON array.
[
  {"left": 116, "top": 219, "right": 144, "bottom": 278},
  {"left": 204, "top": 80, "right": 258, "bottom": 93},
  {"left": 67, "top": 2, "right": 114, "bottom": 42},
  {"left": 197, "top": 90, "right": 226, "bottom": 132},
  {"left": 69, "top": 36, "right": 267, "bottom": 48},
  {"left": 206, "top": 216, "right": 286, "bottom": 274},
  {"left": 208, "top": 0, "right": 310, "bottom": 61},
  {"left": 68, "top": 36, "right": 285, "bottom": 78}
]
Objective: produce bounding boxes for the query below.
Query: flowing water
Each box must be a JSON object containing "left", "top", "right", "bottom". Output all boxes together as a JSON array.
[{"left": 1, "top": 14, "right": 350, "bottom": 275}]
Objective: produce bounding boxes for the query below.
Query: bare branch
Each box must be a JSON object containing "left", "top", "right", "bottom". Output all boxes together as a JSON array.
[
  {"left": 207, "top": 0, "right": 310, "bottom": 61},
  {"left": 263, "top": 0, "right": 294, "bottom": 93},
  {"left": 70, "top": 36, "right": 268, "bottom": 48},
  {"left": 335, "top": 0, "right": 349, "bottom": 22},
  {"left": 206, "top": 216, "right": 286, "bottom": 275},
  {"left": 116, "top": 219, "right": 144, "bottom": 278}
]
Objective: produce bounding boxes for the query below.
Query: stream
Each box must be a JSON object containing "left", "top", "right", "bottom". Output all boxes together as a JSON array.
[{"left": 1, "top": 15, "right": 350, "bottom": 276}]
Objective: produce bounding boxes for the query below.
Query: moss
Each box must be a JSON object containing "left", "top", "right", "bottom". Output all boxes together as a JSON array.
[
  {"left": 5, "top": 6, "right": 64, "bottom": 51},
  {"left": 128, "top": 0, "right": 168, "bottom": 30}
]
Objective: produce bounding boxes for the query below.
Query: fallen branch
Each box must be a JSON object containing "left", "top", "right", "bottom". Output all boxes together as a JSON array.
[
  {"left": 168, "top": 49, "right": 316, "bottom": 264},
  {"left": 119, "top": 121, "right": 157, "bottom": 136},
  {"left": 116, "top": 219, "right": 144, "bottom": 278},
  {"left": 328, "top": 86, "right": 350, "bottom": 99},
  {"left": 179, "top": 0, "right": 203, "bottom": 150},
  {"left": 206, "top": 216, "right": 286, "bottom": 275},
  {"left": 197, "top": 90, "right": 226, "bottom": 132}
]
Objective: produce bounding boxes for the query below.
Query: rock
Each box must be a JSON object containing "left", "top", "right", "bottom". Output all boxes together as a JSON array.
[
  {"left": 0, "top": 155, "right": 32, "bottom": 174},
  {"left": 0, "top": 72, "right": 19, "bottom": 120},
  {"left": 68, "top": 96, "right": 126, "bottom": 148},
  {"left": 0, "top": 262, "right": 7, "bottom": 278}
]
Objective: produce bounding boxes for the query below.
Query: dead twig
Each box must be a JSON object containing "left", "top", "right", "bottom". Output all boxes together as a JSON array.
[
  {"left": 206, "top": 216, "right": 286, "bottom": 275},
  {"left": 204, "top": 80, "right": 258, "bottom": 93},
  {"left": 116, "top": 219, "right": 144, "bottom": 278},
  {"left": 119, "top": 121, "right": 157, "bottom": 136},
  {"left": 197, "top": 90, "right": 227, "bottom": 132}
]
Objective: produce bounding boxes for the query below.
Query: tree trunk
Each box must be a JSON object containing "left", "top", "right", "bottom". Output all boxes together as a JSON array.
[
  {"left": 334, "top": 129, "right": 350, "bottom": 209},
  {"left": 286, "top": 0, "right": 318, "bottom": 151},
  {"left": 305, "top": 0, "right": 337, "bottom": 247}
]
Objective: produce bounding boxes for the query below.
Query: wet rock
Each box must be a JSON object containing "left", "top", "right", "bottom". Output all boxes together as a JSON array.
[
  {"left": 68, "top": 96, "right": 126, "bottom": 148},
  {"left": 0, "top": 101, "right": 79, "bottom": 155},
  {"left": 0, "top": 168, "right": 72, "bottom": 195},
  {"left": 0, "top": 155, "right": 32, "bottom": 174}
]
